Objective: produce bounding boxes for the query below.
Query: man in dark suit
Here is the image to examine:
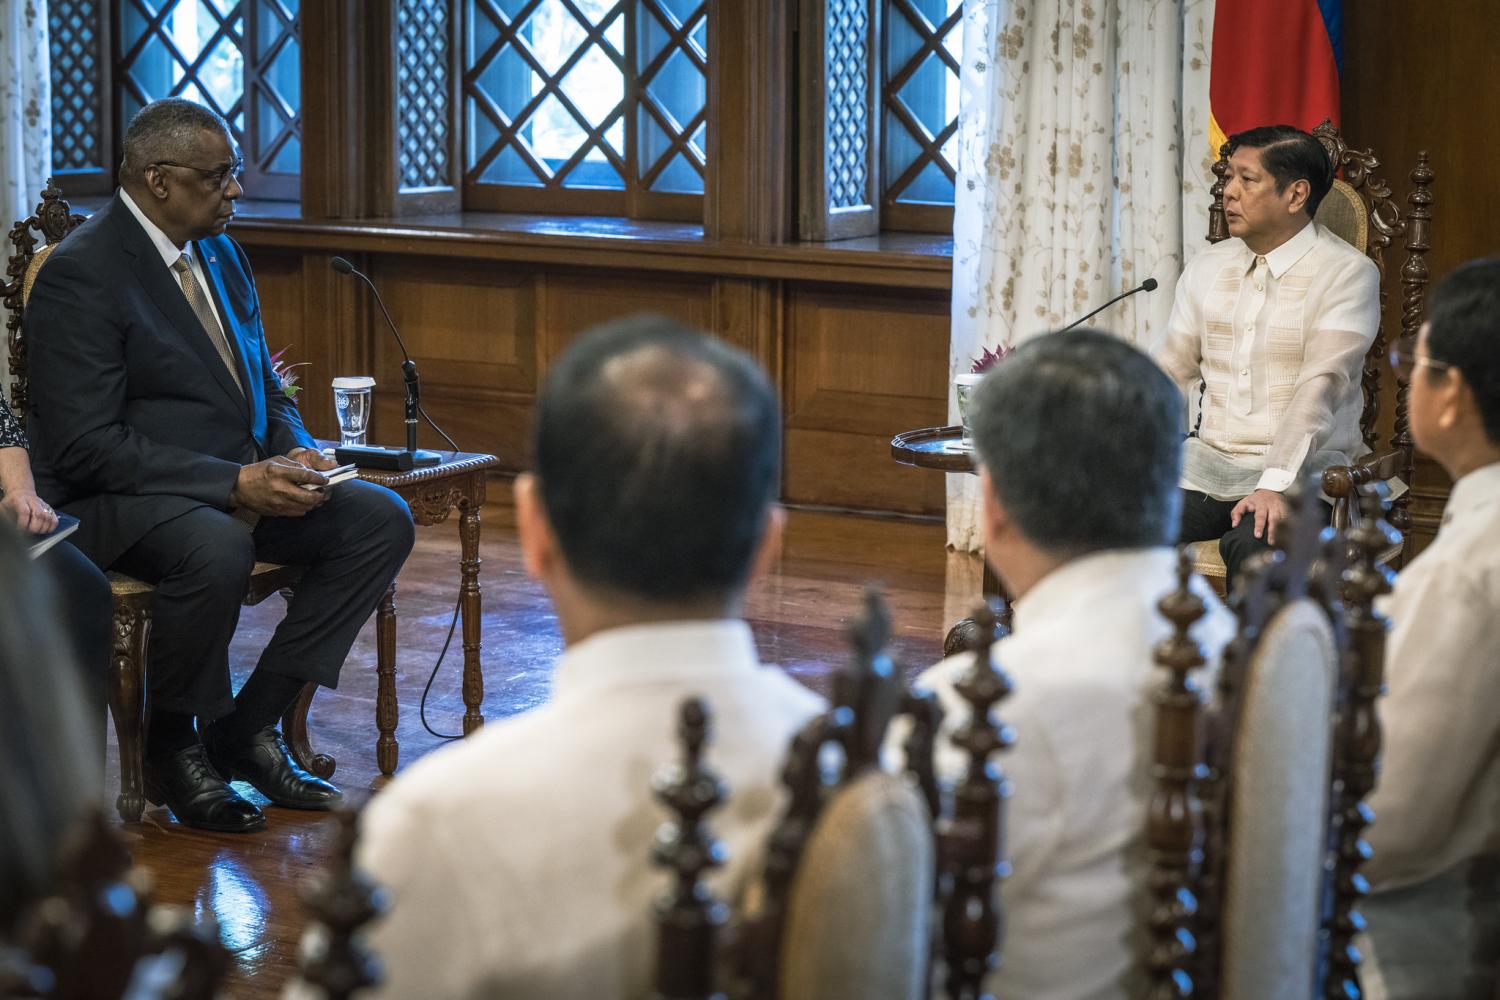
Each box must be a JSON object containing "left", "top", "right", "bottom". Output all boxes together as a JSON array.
[{"left": 25, "top": 98, "right": 415, "bottom": 833}]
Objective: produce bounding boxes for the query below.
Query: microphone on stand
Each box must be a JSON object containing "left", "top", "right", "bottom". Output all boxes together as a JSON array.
[
  {"left": 330, "top": 256, "right": 443, "bottom": 469},
  {"left": 1057, "top": 277, "right": 1159, "bottom": 332}
]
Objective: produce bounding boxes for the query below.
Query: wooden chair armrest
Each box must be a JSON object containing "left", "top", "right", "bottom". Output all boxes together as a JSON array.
[{"left": 1322, "top": 449, "right": 1403, "bottom": 499}]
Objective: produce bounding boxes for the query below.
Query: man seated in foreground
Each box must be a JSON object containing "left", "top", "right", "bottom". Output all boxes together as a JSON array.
[
  {"left": 343, "top": 316, "right": 824, "bottom": 999},
  {"left": 1362, "top": 258, "right": 1500, "bottom": 999},
  {"left": 909, "top": 330, "right": 1236, "bottom": 999},
  {"left": 1154, "top": 124, "right": 1380, "bottom": 590}
]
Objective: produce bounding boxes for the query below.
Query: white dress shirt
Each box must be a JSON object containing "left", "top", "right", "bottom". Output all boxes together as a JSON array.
[
  {"left": 118, "top": 187, "right": 229, "bottom": 336},
  {"left": 1154, "top": 221, "right": 1380, "bottom": 499},
  {"left": 1367, "top": 461, "right": 1500, "bottom": 887},
  {"left": 907, "top": 548, "right": 1236, "bottom": 1000},
  {"left": 328, "top": 620, "right": 823, "bottom": 1000}
]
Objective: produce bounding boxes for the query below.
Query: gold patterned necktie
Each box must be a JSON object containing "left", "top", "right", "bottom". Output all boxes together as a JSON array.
[{"left": 171, "top": 253, "right": 243, "bottom": 395}]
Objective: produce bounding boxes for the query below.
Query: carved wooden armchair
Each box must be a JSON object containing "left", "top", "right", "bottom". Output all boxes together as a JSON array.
[
  {"left": 1186, "top": 120, "right": 1434, "bottom": 591},
  {"left": 2, "top": 180, "right": 331, "bottom": 823},
  {"left": 650, "top": 591, "right": 1013, "bottom": 1000},
  {"left": 0, "top": 808, "right": 228, "bottom": 998},
  {"left": 1145, "top": 479, "right": 1398, "bottom": 997}
]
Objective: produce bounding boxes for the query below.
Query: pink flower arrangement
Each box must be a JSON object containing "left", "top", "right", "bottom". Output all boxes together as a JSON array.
[
  {"left": 969, "top": 343, "right": 1013, "bottom": 375},
  {"left": 269, "top": 347, "right": 309, "bottom": 405}
]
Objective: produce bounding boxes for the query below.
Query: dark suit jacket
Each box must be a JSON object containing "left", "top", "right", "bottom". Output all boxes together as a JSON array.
[{"left": 25, "top": 193, "right": 315, "bottom": 568}]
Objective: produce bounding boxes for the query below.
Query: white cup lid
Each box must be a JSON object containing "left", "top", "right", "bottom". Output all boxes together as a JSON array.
[
  {"left": 331, "top": 376, "right": 376, "bottom": 389},
  {"left": 954, "top": 372, "right": 986, "bottom": 385}
]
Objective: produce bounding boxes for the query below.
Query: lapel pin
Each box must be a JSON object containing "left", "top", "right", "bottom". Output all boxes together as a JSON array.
[{"left": 208, "top": 256, "right": 216, "bottom": 263}]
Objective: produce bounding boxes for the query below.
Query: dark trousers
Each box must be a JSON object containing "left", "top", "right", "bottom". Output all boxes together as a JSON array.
[
  {"left": 1176, "top": 489, "right": 1331, "bottom": 592},
  {"left": 36, "top": 539, "right": 112, "bottom": 711},
  {"left": 112, "top": 480, "right": 415, "bottom": 718},
  {"left": 1177, "top": 490, "right": 1273, "bottom": 594}
]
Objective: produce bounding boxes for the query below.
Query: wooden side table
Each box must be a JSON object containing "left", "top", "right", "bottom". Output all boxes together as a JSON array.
[
  {"left": 891, "top": 425, "right": 1011, "bottom": 652},
  {"left": 283, "top": 446, "right": 501, "bottom": 779}
]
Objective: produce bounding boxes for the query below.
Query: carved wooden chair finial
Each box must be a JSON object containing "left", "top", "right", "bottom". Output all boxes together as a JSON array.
[
  {"left": 940, "top": 597, "right": 1014, "bottom": 999},
  {"left": 1144, "top": 550, "right": 1208, "bottom": 999},
  {"left": 1324, "top": 482, "right": 1398, "bottom": 999},
  {"left": 651, "top": 697, "right": 730, "bottom": 1000},
  {"left": 297, "top": 807, "right": 387, "bottom": 1000}
]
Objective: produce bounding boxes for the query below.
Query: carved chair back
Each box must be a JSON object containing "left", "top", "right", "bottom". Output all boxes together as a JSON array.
[
  {"left": 3, "top": 179, "right": 87, "bottom": 424},
  {"left": 649, "top": 591, "right": 1015, "bottom": 1000},
  {"left": 1146, "top": 481, "right": 1398, "bottom": 998},
  {"left": 288, "top": 807, "right": 388, "bottom": 1000},
  {"left": 0, "top": 809, "right": 228, "bottom": 998},
  {"left": 1206, "top": 121, "right": 1434, "bottom": 541}
]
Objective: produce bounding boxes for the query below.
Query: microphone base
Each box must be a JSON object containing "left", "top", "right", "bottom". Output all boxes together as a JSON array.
[{"left": 335, "top": 445, "right": 444, "bottom": 471}]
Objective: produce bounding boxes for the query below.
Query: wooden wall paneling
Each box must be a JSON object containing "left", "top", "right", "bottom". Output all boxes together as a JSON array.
[
  {"left": 710, "top": 277, "right": 782, "bottom": 376},
  {"left": 705, "top": 0, "right": 795, "bottom": 242},
  {"left": 535, "top": 270, "right": 715, "bottom": 373},
  {"left": 246, "top": 249, "right": 322, "bottom": 436},
  {"left": 299, "top": 1, "right": 372, "bottom": 218},
  {"left": 1343, "top": 0, "right": 1500, "bottom": 552},
  {"left": 366, "top": 257, "right": 538, "bottom": 468},
  {"left": 783, "top": 284, "right": 949, "bottom": 514}
]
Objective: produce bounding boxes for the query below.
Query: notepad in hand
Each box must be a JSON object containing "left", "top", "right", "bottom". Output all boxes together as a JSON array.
[
  {"left": 28, "top": 513, "right": 80, "bottom": 560},
  {"left": 300, "top": 463, "right": 360, "bottom": 492}
]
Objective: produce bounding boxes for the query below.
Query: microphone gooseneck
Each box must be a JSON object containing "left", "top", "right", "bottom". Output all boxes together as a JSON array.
[
  {"left": 329, "top": 257, "right": 412, "bottom": 364},
  {"left": 1058, "top": 278, "right": 1159, "bottom": 332}
]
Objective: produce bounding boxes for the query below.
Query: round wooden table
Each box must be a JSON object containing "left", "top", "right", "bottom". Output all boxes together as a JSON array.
[{"left": 890, "top": 425, "right": 1010, "bottom": 654}]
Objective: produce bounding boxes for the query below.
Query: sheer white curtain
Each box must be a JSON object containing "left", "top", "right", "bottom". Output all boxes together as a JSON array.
[
  {"left": 0, "top": 0, "right": 51, "bottom": 391},
  {"left": 946, "top": 0, "right": 1215, "bottom": 551}
]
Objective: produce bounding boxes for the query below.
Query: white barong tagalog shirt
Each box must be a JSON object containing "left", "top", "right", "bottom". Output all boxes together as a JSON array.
[
  {"left": 904, "top": 548, "right": 1236, "bottom": 1000},
  {"left": 331, "top": 620, "right": 824, "bottom": 1000},
  {"left": 1154, "top": 220, "right": 1380, "bottom": 500}
]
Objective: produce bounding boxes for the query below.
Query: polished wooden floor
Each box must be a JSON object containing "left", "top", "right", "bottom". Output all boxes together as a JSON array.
[{"left": 106, "top": 493, "right": 977, "bottom": 996}]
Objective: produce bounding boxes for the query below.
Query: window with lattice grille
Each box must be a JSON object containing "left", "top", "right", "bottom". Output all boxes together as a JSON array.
[
  {"left": 48, "top": 0, "right": 301, "bottom": 200},
  {"left": 882, "top": 0, "right": 959, "bottom": 230},
  {"left": 463, "top": 0, "right": 708, "bottom": 220}
]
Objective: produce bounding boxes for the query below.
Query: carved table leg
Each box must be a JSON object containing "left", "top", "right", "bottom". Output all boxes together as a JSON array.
[
  {"left": 281, "top": 682, "right": 337, "bottom": 780},
  {"left": 109, "top": 605, "right": 150, "bottom": 823},
  {"left": 459, "top": 500, "right": 485, "bottom": 735},
  {"left": 376, "top": 581, "right": 399, "bottom": 775}
]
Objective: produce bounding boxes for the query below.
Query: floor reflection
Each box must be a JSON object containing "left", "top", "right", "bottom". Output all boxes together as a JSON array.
[{"left": 199, "top": 852, "right": 270, "bottom": 954}]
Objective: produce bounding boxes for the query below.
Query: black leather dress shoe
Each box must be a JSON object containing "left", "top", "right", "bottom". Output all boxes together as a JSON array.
[
  {"left": 207, "top": 725, "right": 342, "bottom": 810},
  {"left": 143, "top": 744, "right": 267, "bottom": 833}
]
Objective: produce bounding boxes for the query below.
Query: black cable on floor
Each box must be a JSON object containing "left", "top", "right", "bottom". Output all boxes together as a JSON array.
[{"left": 419, "top": 592, "right": 465, "bottom": 741}]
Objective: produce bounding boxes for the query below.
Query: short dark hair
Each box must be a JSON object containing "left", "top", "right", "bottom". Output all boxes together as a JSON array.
[
  {"left": 1228, "top": 124, "right": 1335, "bottom": 218},
  {"left": 971, "top": 329, "right": 1182, "bottom": 556},
  {"left": 534, "top": 314, "right": 780, "bottom": 603},
  {"left": 1425, "top": 257, "right": 1500, "bottom": 444},
  {"left": 120, "top": 98, "right": 232, "bottom": 179}
]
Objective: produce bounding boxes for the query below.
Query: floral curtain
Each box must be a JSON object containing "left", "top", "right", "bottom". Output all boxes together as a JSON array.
[
  {"left": 0, "top": 0, "right": 51, "bottom": 392},
  {"left": 947, "top": 0, "right": 1217, "bottom": 551}
]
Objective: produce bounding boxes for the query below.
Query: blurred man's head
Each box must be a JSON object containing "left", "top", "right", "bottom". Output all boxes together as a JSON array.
[
  {"left": 1409, "top": 257, "right": 1500, "bottom": 480},
  {"left": 1224, "top": 124, "right": 1333, "bottom": 253},
  {"left": 970, "top": 329, "right": 1183, "bottom": 597},
  {"left": 517, "top": 315, "right": 782, "bottom": 640}
]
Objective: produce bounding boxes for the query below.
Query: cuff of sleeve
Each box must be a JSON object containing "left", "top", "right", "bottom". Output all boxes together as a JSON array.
[{"left": 1256, "top": 468, "right": 1294, "bottom": 493}]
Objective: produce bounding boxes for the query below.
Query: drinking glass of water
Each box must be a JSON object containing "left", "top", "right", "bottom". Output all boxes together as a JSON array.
[{"left": 332, "top": 376, "right": 375, "bottom": 447}]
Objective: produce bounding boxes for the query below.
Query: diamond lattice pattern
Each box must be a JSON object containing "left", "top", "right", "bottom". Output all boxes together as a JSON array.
[
  {"left": 398, "top": 0, "right": 451, "bottom": 189},
  {"left": 825, "top": 0, "right": 870, "bottom": 210},
  {"left": 884, "top": 0, "right": 960, "bottom": 206},
  {"left": 50, "top": 0, "right": 105, "bottom": 171},
  {"left": 465, "top": 0, "right": 707, "bottom": 195}
]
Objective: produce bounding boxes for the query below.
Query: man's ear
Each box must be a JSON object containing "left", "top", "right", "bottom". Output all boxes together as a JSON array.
[
  {"left": 747, "top": 504, "right": 786, "bottom": 585},
  {"left": 1285, "top": 177, "right": 1311, "bottom": 216},
  {"left": 1438, "top": 366, "right": 1473, "bottom": 432},
  {"left": 514, "top": 473, "right": 554, "bottom": 582}
]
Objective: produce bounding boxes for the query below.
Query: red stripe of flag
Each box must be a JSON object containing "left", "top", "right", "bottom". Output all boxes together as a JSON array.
[{"left": 1209, "top": 0, "right": 1340, "bottom": 150}]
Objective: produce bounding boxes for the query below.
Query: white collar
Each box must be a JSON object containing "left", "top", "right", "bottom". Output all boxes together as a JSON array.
[
  {"left": 1440, "top": 461, "right": 1500, "bottom": 527},
  {"left": 1011, "top": 547, "right": 1177, "bottom": 634},
  {"left": 550, "top": 619, "right": 761, "bottom": 703},
  {"left": 1252, "top": 219, "right": 1319, "bottom": 279},
  {"left": 119, "top": 187, "right": 191, "bottom": 271}
]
